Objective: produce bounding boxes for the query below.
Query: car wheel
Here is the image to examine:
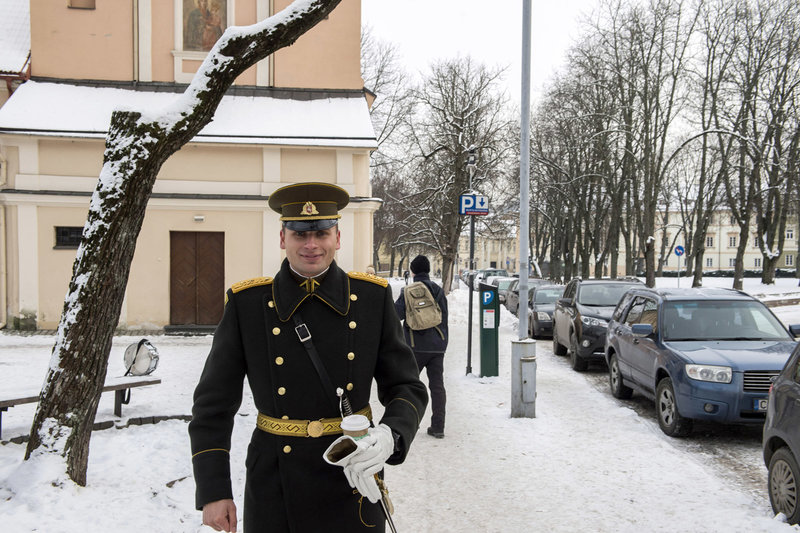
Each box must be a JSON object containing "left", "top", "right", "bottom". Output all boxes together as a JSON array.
[
  {"left": 609, "top": 354, "right": 633, "bottom": 399},
  {"left": 569, "top": 331, "right": 588, "bottom": 371},
  {"left": 656, "top": 377, "right": 693, "bottom": 437},
  {"left": 552, "top": 329, "right": 567, "bottom": 355},
  {"left": 769, "top": 447, "right": 800, "bottom": 525}
]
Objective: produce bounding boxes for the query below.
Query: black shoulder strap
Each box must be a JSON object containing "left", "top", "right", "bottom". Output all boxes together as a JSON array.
[{"left": 292, "top": 313, "right": 341, "bottom": 413}]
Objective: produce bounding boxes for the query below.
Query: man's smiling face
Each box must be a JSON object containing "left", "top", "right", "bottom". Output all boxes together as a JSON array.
[{"left": 280, "top": 226, "right": 340, "bottom": 277}]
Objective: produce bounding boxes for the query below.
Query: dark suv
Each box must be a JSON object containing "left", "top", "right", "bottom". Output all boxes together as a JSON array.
[
  {"left": 763, "top": 343, "right": 800, "bottom": 524},
  {"left": 552, "top": 277, "right": 643, "bottom": 371}
]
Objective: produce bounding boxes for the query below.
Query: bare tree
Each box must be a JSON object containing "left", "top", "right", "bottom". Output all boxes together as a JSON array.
[
  {"left": 23, "top": 0, "right": 342, "bottom": 486},
  {"left": 402, "top": 57, "right": 516, "bottom": 292}
]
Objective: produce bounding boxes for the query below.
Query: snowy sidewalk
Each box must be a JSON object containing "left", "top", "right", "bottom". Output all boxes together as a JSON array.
[{"left": 1, "top": 281, "right": 799, "bottom": 531}]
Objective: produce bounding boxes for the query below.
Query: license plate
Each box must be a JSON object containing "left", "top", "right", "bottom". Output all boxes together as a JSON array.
[{"left": 754, "top": 398, "right": 769, "bottom": 412}]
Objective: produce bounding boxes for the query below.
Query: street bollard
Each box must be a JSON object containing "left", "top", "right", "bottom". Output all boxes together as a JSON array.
[{"left": 511, "top": 338, "right": 536, "bottom": 418}]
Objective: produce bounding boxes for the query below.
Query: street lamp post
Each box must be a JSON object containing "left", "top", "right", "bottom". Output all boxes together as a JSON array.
[{"left": 466, "top": 146, "right": 477, "bottom": 375}]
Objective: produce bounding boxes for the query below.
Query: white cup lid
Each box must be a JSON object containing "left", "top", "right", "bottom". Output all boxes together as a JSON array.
[{"left": 340, "top": 414, "right": 370, "bottom": 432}]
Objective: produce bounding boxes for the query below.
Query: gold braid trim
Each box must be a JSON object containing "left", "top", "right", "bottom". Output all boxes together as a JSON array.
[
  {"left": 348, "top": 271, "right": 388, "bottom": 287},
  {"left": 387, "top": 397, "right": 422, "bottom": 425},
  {"left": 231, "top": 276, "right": 273, "bottom": 293},
  {"left": 191, "top": 448, "right": 230, "bottom": 459}
]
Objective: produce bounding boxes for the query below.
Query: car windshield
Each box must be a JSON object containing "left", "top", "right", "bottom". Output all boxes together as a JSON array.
[
  {"left": 662, "top": 300, "right": 791, "bottom": 341},
  {"left": 497, "top": 280, "right": 514, "bottom": 290},
  {"left": 577, "top": 284, "right": 639, "bottom": 307},
  {"left": 534, "top": 289, "right": 562, "bottom": 303}
]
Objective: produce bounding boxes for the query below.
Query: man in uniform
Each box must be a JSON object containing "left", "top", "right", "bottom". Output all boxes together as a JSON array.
[{"left": 189, "top": 182, "right": 428, "bottom": 533}]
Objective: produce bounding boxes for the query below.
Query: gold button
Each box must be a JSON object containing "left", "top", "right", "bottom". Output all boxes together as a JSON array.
[
  {"left": 347, "top": 352, "right": 355, "bottom": 361},
  {"left": 283, "top": 445, "right": 292, "bottom": 454},
  {"left": 282, "top": 415, "right": 289, "bottom": 420},
  {"left": 349, "top": 321, "right": 357, "bottom": 329},
  {"left": 275, "top": 356, "right": 284, "bottom": 365},
  {"left": 268, "top": 301, "right": 275, "bottom": 308},
  {"left": 350, "top": 294, "right": 358, "bottom": 301},
  {"left": 272, "top": 327, "right": 280, "bottom": 335},
  {"left": 346, "top": 383, "right": 354, "bottom": 391},
  {"left": 278, "top": 387, "right": 286, "bottom": 395},
  {"left": 307, "top": 420, "right": 324, "bottom": 438}
]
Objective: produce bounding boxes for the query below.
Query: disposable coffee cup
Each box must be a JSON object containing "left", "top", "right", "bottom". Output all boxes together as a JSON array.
[{"left": 341, "top": 414, "right": 369, "bottom": 439}]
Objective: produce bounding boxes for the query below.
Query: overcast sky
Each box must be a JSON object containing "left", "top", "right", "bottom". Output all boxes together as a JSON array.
[{"left": 361, "top": 0, "right": 603, "bottom": 104}]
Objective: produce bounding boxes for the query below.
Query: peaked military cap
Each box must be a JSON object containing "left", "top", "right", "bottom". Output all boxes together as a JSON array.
[{"left": 269, "top": 182, "right": 350, "bottom": 231}]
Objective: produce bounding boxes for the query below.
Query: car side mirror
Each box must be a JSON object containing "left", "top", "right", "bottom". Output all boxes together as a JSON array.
[
  {"left": 558, "top": 297, "right": 572, "bottom": 307},
  {"left": 631, "top": 324, "right": 653, "bottom": 337},
  {"left": 790, "top": 324, "right": 800, "bottom": 337}
]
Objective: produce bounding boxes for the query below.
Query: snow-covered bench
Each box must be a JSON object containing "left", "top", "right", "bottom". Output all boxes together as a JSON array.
[{"left": 0, "top": 375, "right": 161, "bottom": 439}]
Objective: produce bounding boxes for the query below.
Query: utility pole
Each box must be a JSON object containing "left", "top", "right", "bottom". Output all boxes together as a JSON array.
[{"left": 466, "top": 146, "right": 477, "bottom": 375}]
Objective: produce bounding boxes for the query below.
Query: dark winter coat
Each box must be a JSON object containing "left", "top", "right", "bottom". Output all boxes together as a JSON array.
[
  {"left": 189, "top": 259, "right": 428, "bottom": 533},
  {"left": 394, "top": 273, "right": 449, "bottom": 353}
]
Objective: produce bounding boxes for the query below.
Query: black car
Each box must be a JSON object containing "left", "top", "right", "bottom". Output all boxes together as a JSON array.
[
  {"left": 552, "top": 277, "right": 644, "bottom": 371},
  {"left": 607, "top": 286, "right": 799, "bottom": 437},
  {"left": 527, "top": 284, "right": 564, "bottom": 338},
  {"left": 506, "top": 278, "right": 550, "bottom": 317},
  {"left": 764, "top": 342, "right": 800, "bottom": 524}
]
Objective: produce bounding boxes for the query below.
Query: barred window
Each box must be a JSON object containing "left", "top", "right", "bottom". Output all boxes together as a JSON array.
[{"left": 55, "top": 226, "right": 83, "bottom": 249}]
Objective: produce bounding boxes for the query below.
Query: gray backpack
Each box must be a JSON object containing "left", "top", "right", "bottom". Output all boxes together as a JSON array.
[{"left": 404, "top": 282, "right": 443, "bottom": 331}]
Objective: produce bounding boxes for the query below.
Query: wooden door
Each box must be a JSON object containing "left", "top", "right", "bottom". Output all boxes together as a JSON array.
[{"left": 170, "top": 232, "right": 224, "bottom": 325}]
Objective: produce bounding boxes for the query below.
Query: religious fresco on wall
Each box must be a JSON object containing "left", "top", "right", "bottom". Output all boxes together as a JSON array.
[{"left": 183, "top": 0, "right": 227, "bottom": 52}]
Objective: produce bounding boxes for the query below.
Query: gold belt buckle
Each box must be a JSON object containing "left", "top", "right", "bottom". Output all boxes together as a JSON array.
[{"left": 307, "top": 420, "right": 324, "bottom": 438}]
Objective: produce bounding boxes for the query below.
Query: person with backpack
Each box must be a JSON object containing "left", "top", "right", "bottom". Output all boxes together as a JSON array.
[{"left": 394, "top": 255, "right": 449, "bottom": 439}]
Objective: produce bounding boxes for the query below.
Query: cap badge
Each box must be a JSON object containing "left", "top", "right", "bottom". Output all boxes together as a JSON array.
[{"left": 302, "top": 201, "right": 319, "bottom": 216}]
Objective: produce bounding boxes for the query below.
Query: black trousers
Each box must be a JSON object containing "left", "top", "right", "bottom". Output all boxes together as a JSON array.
[{"left": 414, "top": 352, "right": 446, "bottom": 432}]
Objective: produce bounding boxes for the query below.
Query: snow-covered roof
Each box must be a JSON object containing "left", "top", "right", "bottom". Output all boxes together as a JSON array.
[
  {"left": 0, "top": 0, "right": 30, "bottom": 74},
  {"left": 0, "top": 81, "right": 378, "bottom": 148}
]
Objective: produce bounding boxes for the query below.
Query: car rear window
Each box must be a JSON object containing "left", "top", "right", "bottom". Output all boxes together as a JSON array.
[{"left": 662, "top": 300, "right": 791, "bottom": 341}]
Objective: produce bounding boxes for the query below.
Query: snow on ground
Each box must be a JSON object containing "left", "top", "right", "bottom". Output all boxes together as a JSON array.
[{"left": 2, "top": 277, "right": 800, "bottom": 532}]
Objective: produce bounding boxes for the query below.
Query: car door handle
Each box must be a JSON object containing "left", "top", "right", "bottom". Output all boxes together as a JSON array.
[{"left": 633, "top": 339, "right": 639, "bottom": 344}]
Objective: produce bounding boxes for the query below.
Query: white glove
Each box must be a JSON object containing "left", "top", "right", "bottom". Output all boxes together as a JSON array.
[{"left": 343, "top": 424, "right": 394, "bottom": 503}]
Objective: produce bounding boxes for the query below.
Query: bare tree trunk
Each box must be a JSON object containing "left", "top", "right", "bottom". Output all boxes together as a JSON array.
[{"left": 24, "top": 0, "right": 342, "bottom": 485}]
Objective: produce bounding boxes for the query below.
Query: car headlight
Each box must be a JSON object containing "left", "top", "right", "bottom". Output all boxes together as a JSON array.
[
  {"left": 537, "top": 312, "right": 551, "bottom": 321},
  {"left": 685, "top": 364, "right": 732, "bottom": 384},
  {"left": 581, "top": 316, "right": 608, "bottom": 328}
]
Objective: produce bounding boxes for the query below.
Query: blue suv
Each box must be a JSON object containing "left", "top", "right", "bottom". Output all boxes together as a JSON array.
[{"left": 606, "top": 287, "right": 799, "bottom": 437}]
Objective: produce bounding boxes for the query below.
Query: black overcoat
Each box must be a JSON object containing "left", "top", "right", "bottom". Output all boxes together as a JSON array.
[{"left": 189, "top": 260, "right": 428, "bottom": 533}]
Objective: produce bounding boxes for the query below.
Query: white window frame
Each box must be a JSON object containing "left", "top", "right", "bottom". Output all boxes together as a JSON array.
[
  {"left": 754, "top": 257, "right": 762, "bottom": 268},
  {"left": 706, "top": 236, "right": 714, "bottom": 248},
  {"left": 729, "top": 258, "right": 736, "bottom": 267},
  {"left": 173, "top": 0, "right": 241, "bottom": 83},
  {"left": 706, "top": 257, "right": 713, "bottom": 268},
  {"left": 787, "top": 255, "right": 794, "bottom": 267},
  {"left": 729, "top": 236, "right": 737, "bottom": 247},
  {"left": 787, "top": 228, "right": 795, "bottom": 240}
]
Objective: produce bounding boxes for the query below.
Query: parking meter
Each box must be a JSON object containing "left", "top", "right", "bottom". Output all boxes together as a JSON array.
[{"left": 479, "top": 282, "right": 499, "bottom": 377}]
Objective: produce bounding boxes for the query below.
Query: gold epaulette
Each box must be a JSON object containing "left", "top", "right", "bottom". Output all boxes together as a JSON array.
[
  {"left": 348, "top": 271, "right": 388, "bottom": 287},
  {"left": 231, "top": 276, "right": 273, "bottom": 293}
]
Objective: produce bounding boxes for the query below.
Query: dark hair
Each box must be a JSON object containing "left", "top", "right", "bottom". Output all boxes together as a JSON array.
[{"left": 410, "top": 255, "right": 430, "bottom": 274}]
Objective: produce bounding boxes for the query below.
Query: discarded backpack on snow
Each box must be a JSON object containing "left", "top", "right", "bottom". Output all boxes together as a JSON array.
[{"left": 124, "top": 338, "right": 159, "bottom": 376}]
